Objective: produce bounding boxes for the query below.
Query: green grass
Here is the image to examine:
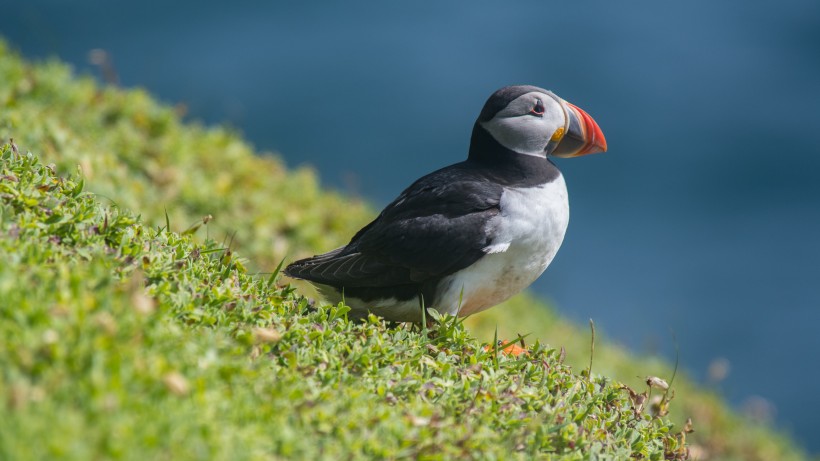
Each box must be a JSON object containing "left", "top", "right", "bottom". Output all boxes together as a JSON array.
[
  {"left": 1, "top": 145, "right": 685, "bottom": 460},
  {"left": 0, "top": 39, "right": 811, "bottom": 460}
]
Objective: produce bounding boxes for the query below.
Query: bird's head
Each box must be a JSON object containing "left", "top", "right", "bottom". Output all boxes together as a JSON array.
[{"left": 473, "top": 85, "right": 607, "bottom": 159}]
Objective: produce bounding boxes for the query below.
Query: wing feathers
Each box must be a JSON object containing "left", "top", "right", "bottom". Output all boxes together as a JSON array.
[{"left": 284, "top": 163, "right": 504, "bottom": 289}]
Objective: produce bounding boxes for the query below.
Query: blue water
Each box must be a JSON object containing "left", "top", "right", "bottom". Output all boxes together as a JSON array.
[{"left": 5, "top": 0, "right": 820, "bottom": 451}]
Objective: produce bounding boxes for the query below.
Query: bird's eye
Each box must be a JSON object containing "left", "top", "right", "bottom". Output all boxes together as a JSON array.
[{"left": 530, "top": 99, "right": 545, "bottom": 116}]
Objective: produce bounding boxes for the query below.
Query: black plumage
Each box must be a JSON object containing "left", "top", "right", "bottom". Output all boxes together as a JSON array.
[{"left": 285, "top": 165, "right": 500, "bottom": 301}]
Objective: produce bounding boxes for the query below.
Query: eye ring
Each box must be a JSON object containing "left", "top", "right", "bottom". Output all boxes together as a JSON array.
[{"left": 530, "top": 99, "right": 545, "bottom": 117}]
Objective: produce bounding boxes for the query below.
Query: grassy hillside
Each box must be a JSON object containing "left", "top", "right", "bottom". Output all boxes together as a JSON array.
[
  {"left": 0, "top": 40, "right": 809, "bottom": 460},
  {"left": 1, "top": 145, "right": 687, "bottom": 459}
]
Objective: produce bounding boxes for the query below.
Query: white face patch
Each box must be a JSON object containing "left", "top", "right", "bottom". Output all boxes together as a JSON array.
[{"left": 479, "top": 91, "right": 567, "bottom": 157}]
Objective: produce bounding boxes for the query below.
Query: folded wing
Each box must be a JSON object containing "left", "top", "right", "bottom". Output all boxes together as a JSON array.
[{"left": 284, "top": 166, "right": 503, "bottom": 288}]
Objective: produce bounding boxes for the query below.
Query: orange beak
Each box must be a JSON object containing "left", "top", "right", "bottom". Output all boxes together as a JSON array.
[{"left": 551, "top": 102, "right": 607, "bottom": 158}]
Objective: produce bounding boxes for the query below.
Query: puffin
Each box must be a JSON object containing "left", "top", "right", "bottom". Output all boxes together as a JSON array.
[{"left": 285, "top": 85, "right": 606, "bottom": 323}]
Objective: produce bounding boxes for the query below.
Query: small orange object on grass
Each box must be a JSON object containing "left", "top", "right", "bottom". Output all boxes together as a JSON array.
[{"left": 483, "top": 340, "right": 528, "bottom": 357}]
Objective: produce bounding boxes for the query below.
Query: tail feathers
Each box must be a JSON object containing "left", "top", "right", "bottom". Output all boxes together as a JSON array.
[
  {"left": 285, "top": 247, "right": 382, "bottom": 286},
  {"left": 284, "top": 246, "right": 413, "bottom": 288},
  {"left": 283, "top": 246, "right": 345, "bottom": 280}
]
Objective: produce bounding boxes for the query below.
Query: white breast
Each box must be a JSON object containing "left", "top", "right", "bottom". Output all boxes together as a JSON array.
[{"left": 436, "top": 174, "right": 570, "bottom": 317}]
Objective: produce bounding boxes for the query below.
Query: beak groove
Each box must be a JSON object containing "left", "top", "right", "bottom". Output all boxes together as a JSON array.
[{"left": 551, "top": 102, "right": 607, "bottom": 158}]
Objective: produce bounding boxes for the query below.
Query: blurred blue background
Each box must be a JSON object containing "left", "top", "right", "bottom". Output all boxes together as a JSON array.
[{"left": 4, "top": 0, "right": 819, "bottom": 451}]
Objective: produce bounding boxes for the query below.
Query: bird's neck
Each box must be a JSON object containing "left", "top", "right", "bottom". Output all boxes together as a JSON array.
[{"left": 467, "top": 123, "right": 561, "bottom": 186}]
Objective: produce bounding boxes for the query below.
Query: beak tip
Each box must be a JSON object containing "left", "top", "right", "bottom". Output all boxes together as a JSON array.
[
  {"left": 592, "top": 128, "right": 607, "bottom": 154},
  {"left": 583, "top": 109, "right": 607, "bottom": 155}
]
